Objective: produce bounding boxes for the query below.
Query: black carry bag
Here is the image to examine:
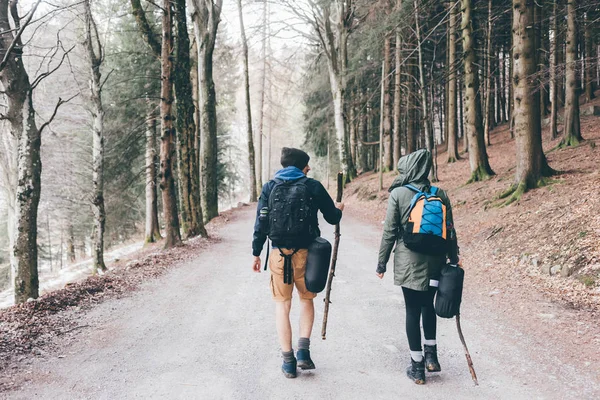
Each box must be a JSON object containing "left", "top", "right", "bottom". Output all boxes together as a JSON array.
[
  {"left": 435, "top": 263, "right": 465, "bottom": 318},
  {"left": 304, "top": 237, "right": 332, "bottom": 293}
]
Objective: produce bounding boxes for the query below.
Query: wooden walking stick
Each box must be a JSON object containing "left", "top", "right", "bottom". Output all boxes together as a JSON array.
[
  {"left": 456, "top": 314, "right": 479, "bottom": 385},
  {"left": 321, "top": 172, "right": 343, "bottom": 340}
]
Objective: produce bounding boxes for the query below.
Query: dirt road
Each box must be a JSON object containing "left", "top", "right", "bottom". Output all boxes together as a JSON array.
[{"left": 4, "top": 207, "right": 598, "bottom": 399}]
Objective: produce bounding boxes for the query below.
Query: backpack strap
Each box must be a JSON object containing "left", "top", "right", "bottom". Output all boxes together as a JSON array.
[
  {"left": 278, "top": 248, "right": 299, "bottom": 285},
  {"left": 263, "top": 239, "right": 270, "bottom": 271},
  {"left": 429, "top": 186, "right": 439, "bottom": 195},
  {"left": 404, "top": 184, "right": 420, "bottom": 193}
]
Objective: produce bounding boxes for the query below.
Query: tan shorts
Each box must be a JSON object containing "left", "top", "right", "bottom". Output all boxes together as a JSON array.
[{"left": 269, "top": 248, "right": 317, "bottom": 302}]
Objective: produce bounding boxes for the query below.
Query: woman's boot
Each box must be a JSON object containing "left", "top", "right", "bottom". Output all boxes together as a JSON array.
[
  {"left": 406, "top": 358, "right": 426, "bottom": 384},
  {"left": 424, "top": 344, "right": 441, "bottom": 372}
]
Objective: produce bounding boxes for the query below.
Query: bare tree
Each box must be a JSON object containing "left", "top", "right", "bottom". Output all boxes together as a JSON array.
[
  {"left": 501, "top": 0, "right": 554, "bottom": 204},
  {"left": 561, "top": 0, "right": 582, "bottom": 147},
  {"left": 174, "top": 0, "right": 207, "bottom": 237},
  {"left": 483, "top": 0, "right": 493, "bottom": 146},
  {"left": 130, "top": 0, "right": 185, "bottom": 246},
  {"left": 191, "top": 0, "right": 223, "bottom": 222},
  {"left": 393, "top": 20, "right": 402, "bottom": 167},
  {"left": 0, "top": 0, "right": 71, "bottom": 302},
  {"left": 550, "top": 0, "right": 559, "bottom": 140},
  {"left": 237, "top": 0, "right": 257, "bottom": 202},
  {"left": 447, "top": 0, "right": 460, "bottom": 163},
  {"left": 584, "top": 10, "right": 595, "bottom": 103},
  {"left": 282, "top": 0, "right": 358, "bottom": 183},
  {"left": 159, "top": 0, "right": 182, "bottom": 246},
  {"left": 145, "top": 108, "right": 161, "bottom": 243},
  {"left": 461, "top": 0, "right": 494, "bottom": 183},
  {"left": 382, "top": 23, "right": 393, "bottom": 171},
  {"left": 256, "top": 0, "right": 267, "bottom": 190},
  {"left": 414, "top": 0, "right": 437, "bottom": 181},
  {"left": 83, "top": 0, "right": 108, "bottom": 274}
]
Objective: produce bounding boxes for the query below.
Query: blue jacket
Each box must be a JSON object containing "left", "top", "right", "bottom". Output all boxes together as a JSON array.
[{"left": 252, "top": 167, "right": 342, "bottom": 256}]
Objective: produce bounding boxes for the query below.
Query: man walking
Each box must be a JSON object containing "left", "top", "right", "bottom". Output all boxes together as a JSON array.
[{"left": 252, "top": 147, "right": 344, "bottom": 378}]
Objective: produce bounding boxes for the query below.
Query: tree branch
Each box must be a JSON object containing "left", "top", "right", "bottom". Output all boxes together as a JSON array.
[
  {"left": 130, "top": 0, "right": 161, "bottom": 58},
  {"left": 31, "top": 44, "right": 76, "bottom": 89},
  {"left": 38, "top": 94, "right": 79, "bottom": 135},
  {"left": 0, "top": 0, "right": 43, "bottom": 72},
  {"left": 99, "top": 69, "right": 114, "bottom": 91}
]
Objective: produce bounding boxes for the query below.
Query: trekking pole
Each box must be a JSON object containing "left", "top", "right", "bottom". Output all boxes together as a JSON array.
[
  {"left": 456, "top": 314, "right": 479, "bottom": 385},
  {"left": 321, "top": 172, "right": 343, "bottom": 340}
]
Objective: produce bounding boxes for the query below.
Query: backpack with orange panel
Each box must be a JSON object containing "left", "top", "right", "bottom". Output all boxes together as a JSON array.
[{"left": 402, "top": 185, "right": 448, "bottom": 256}]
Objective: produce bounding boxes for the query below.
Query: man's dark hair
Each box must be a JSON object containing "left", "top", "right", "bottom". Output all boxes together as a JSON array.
[{"left": 280, "top": 147, "right": 310, "bottom": 170}]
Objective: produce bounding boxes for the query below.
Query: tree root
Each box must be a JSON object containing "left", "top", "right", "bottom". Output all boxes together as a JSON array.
[
  {"left": 447, "top": 156, "right": 458, "bottom": 163},
  {"left": 558, "top": 135, "right": 583, "bottom": 149},
  {"left": 497, "top": 177, "right": 555, "bottom": 207},
  {"left": 466, "top": 166, "right": 495, "bottom": 184},
  {"left": 501, "top": 182, "right": 526, "bottom": 206}
]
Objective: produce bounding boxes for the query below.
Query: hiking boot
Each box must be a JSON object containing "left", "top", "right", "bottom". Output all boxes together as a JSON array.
[
  {"left": 296, "top": 349, "right": 316, "bottom": 370},
  {"left": 282, "top": 358, "right": 297, "bottom": 379},
  {"left": 406, "top": 358, "right": 426, "bottom": 384},
  {"left": 424, "top": 345, "right": 441, "bottom": 372}
]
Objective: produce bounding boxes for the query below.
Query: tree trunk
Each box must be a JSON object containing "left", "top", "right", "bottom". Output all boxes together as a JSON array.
[
  {"left": 192, "top": 0, "right": 223, "bottom": 223},
  {"left": 501, "top": 48, "right": 507, "bottom": 122},
  {"left": 360, "top": 89, "right": 369, "bottom": 172},
  {"left": 67, "top": 224, "right": 76, "bottom": 263},
  {"left": 407, "top": 61, "right": 417, "bottom": 154},
  {"left": 160, "top": 0, "right": 182, "bottom": 247},
  {"left": 382, "top": 35, "right": 393, "bottom": 171},
  {"left": 504, "top": 0, "right": 554, "bottom": 203},
  {"left": 584, "top": 11, "right": 595, "bottom": 102},
  {"left": 447, "top": 1, "right": 459, "bottom": 163},
  {"left": 535, "top": 3, "right": 550, "bottom": 117},
  {"left": 0, "top": 2, "right": 46, "bottom": 302},
  {"left": 175, "top": 0, "right": 206, "bottom": 237},
  {"left": 459, "top": 71, "right": 467, "bottom": 152},
  {"left": 461, "top": 0, "right": 494, "bottom": 182},
  {"left": 393, "top": 30, "right": 402, "bottom": 168},
  {"left": 257, "top": 0, "right": 267, "bottom": 188},
  {"left": 379, "top": 61, "right": 385, "bottom": 191},
  {"left": 562, "top": 0, "right": 583, "bottom": 147},
  {"left": 84, "top": 0, "right": 108, "bottom": 274},
  {"left": 321, "top": 2, "right": 356, "bottom": 183},
  {"left": 12, "top": 92, "right": 41, "bottom": 302},
  {"left": 236, "top": 0, "right": 257, "bottom": 202},
  {"left": 349, "top": 99, "right": 357, "bottom": 165},
  {"left": 557, "top": 31, "right": 565, "bottom": 106},
  {"left": 550, "top": 0, "right": 559, "bottom": 140},
  {"left": 483, "top": 0, "right": 493, "bottom": 146},
  {"left": 0, "top": 110, "right": 18, "bottom": 285},
  {"left": 414, "top": 0, "right": 436, "bottom": 181},
  {"left": 145, "top": 109, "right": 161, "bottom": 243}
]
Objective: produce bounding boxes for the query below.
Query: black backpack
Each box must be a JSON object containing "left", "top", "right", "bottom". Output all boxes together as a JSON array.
[{"left": 267, "top": 177, "right": 313, "bottom": 246}]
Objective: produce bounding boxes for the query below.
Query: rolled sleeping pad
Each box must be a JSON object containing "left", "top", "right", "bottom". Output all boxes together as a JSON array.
[
  {"left": 304, "top": 237, "right": 332, "bottom": 293},
  {"left": 434, "top": 263, "right": 465, "bottom": 318}
]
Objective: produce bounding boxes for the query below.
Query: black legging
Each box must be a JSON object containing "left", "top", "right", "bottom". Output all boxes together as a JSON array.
[{"left": 401, "top": 286, "right": 437, "bottom": 352}]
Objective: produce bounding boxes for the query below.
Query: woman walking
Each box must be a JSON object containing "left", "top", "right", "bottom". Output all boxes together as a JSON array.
[{"left": 376, "top": 149, "right": 459, "bottom": 384}]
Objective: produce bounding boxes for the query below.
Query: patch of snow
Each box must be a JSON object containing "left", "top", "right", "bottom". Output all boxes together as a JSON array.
[{"left": 0, "top": 241, "right": 143, "bottom": 309}]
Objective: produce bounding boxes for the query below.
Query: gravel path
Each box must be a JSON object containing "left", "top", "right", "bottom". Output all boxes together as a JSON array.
[{"left": 4, "top": 207, "right": 598, "bottom": 399}]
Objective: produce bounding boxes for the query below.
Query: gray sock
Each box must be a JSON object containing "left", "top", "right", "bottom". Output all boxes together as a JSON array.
[
  {"left": 282, "top": 350, "right": 295, "bottom": 363},
  {"left": 298, "top": 337, "right": 310, "bottom": 350}
]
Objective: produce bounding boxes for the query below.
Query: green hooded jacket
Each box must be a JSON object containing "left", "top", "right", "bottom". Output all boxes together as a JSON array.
[{"left": 376, "top": 149, "right": 458, "bottom": 291}]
